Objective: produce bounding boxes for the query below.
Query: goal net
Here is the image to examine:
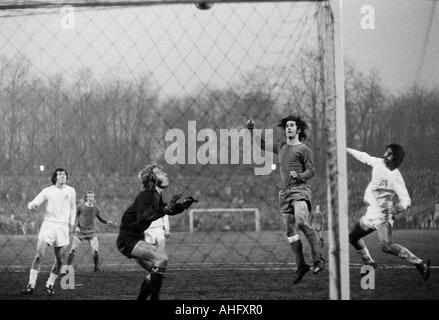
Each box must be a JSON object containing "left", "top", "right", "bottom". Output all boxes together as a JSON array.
[
  {"left": 0, "top": 0, "right": 342, "bottom": 300},
  {"left": 189, "top": 208, "right": 261, "bottom": 232}
]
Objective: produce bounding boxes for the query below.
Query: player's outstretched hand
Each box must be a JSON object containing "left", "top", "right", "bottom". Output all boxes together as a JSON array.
[
  {"left": 168, "top": 193, "right": 183, "bottom": 211},
  {"left": 246, "top": 118, "right": 255, "bottom": 130},
  {"left": 183, "top": 195, "right": 198, "bottom": 209}
]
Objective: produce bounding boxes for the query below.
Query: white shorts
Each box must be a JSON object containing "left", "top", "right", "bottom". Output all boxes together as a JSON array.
[
  {"left": 38, "top": 221, "right": 70, "bottom": 247},
  {"left": 360, "top": 206, "right": 394, "bottom": 230},
  {"left": 144, "top": 227, "right": 167, "bottom": 246}
]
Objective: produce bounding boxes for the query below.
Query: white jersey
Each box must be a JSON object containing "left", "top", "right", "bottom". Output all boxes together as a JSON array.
[
  {"left": 28, "top": 185, "right": 77, "bottom": 226},
  {"left": 347, "top": 148, "right": 411, "bottom": 213}
]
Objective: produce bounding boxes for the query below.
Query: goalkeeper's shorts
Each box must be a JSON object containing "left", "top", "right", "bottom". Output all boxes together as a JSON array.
[{"left": 116, "top": 233, "right": 143, "bottom": 259}]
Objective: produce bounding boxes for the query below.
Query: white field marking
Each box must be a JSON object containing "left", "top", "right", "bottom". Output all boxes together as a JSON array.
[{"left": 1, "top": 263, "right": 438, "bottom": 272}]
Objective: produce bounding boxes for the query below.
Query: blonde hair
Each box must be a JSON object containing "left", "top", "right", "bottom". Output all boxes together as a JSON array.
[{"left": 138, "top": 163, "right": 162, "bottom": 191}]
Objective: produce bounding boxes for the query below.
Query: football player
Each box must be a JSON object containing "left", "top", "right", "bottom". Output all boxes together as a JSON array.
[
  {"left": 347, "top": 144, "right": 430, "bottom": 280},
  {"left": 116, "top": 164, "right": 197, "bottom": 300},
  {"left": 247, "top": 116, "right": 325, "bottom": 284},
  {"left": 22, "top": 168, "right": 76, "bottom": 296},
  {"left": 66, "top": 191, "right": 113, "bottom": 272}
]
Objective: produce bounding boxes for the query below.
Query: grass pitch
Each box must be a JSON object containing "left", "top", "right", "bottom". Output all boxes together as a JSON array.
[{"left": 0, "top": 230, "right": 438, "bottom": 300}]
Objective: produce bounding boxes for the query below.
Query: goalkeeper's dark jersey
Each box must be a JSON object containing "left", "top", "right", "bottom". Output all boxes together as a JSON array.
[{"left": 118, "top": 189, "right": 186, "bottom": 240}]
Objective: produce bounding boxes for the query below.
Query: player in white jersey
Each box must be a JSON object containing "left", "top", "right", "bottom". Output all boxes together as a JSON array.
[
  {"left": 348, "top": 144, "right": 430, "bottom": 281},
  {"left": 22, "top": 168, "right": 77, "bottom": 296}
]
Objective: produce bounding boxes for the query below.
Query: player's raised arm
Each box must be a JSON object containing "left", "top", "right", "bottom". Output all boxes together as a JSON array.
[
  {"left": 27, "top": 188, "right": 47, "bottom": 211},
  {"left": 246, "top": 118, "right": 278, "bottom": 154},
  {"left": 346, "top": 147, "right": 378, "bottom": 166}
]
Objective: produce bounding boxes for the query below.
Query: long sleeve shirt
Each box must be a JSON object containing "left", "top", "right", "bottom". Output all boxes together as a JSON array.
[
  {"left": 277, "top": 142, "right": 315, "bottom": 190},
  {"left": 75, "top": 205, "right": 108, "bottom": 233},
  {"left": 347, "top": 148, "right": 411, "bottom": 211},
  {"left": 27, "top": 185, "right": 77, "bottom": 226},
  {"left": 118, "top": 189, "right": 187, "bottom": 239}
]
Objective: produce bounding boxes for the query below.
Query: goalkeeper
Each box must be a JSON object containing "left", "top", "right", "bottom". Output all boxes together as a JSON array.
[{"left": 116, "top": 164, "right": 198, "bottom": 300}]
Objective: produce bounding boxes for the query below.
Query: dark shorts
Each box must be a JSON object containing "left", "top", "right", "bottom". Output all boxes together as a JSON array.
[
  {"left": 117, "top": 233, "right": 143, "bottom": 259},
  {"left": 279, "top": 185, "right": 312, "bottom": 214},
  {"left": 75, "top": 229, "right": 95, "bottom": 241}
]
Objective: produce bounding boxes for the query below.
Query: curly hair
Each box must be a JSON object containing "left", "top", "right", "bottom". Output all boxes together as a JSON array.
[
  {"left": 386, "top": 143, "right": 406, "bottom": 168},
  {"left": 84, "top": 191, "right": 95, "bottom": 201},
  {"left": 50, "top": 168, "right": 68, "bottom": 185},
  {"left": 138, "top": 163, "right": 162, "bottom": 191},
  {"left": 278, "top": 115, "right": 308, "bottom": 141}
]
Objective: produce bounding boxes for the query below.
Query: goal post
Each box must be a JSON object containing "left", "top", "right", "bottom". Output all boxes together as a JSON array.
[
  {"left": 189, "top": 208, "right": 261, "bottom": 233},
  {"left": 319, "top": 0, "right": 349, "bottom": 300}
]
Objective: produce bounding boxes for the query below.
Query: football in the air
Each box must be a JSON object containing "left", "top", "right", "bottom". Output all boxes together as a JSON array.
[{"left": 194, "top": 1, "right": 214, "bottom": 10}]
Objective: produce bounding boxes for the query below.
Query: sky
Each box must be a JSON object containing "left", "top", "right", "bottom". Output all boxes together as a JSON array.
[
  {"left": 0, "top": 0, "right": 437, "bottom": 96},
  {"left": 342, "top": 0, "right": 439, "bottom": 95}
]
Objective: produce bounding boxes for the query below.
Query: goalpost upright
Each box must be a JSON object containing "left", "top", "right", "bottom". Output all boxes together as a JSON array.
[{"left": 320, "top": 0, "right": 349, "bottom": 300}]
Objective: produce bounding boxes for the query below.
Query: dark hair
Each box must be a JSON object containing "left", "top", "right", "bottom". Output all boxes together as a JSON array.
[
  {"left": 278, "top": 115, "right": 308, "bottom": 141},
  {"left": 138, "top": 164, "right": 162, "bottom": 191},
  {"left": 50, "top": 168, "right": 68, "bottom": 185},
  {"left": 84, "top": 191, "right": 95, "bottom": 201},
  {"left": 386, "top": 143, "right": 405, "bottom": 168}
]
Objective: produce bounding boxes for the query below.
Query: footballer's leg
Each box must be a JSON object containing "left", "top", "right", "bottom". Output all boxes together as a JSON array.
[
  {"left": 131, "top": 241, "right": 168, "bottom": 300},
  {"left": 377, "top": 222, "right": 430, "bottom": 281},
  {"left": 90, "top": 237, "right": 103, "bottom": 273},
  {"left": 349, "top": 220, "right": 377, "bottom": 268},
  {"left": 135, "top": 258, "right": 155, "bottom": 300},
  {"left": 294, "top": 201, "right": 325, "bottom": 274},
  {"left": 22, "top": 239, "right": 48, "bottom": 294},
  {"left": 45, "top": 246, "right": 65, "bottom": 296},
  {"left": 67, "top": 235, "right": 82, "bottom": 266},
  {"left": 282, "top": 213, "right": 309, "bottom": 284}
]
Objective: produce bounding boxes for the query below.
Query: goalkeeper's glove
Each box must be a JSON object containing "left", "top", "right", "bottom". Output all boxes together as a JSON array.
[
  {"left": 167, "top": 193, "right": 183, "bottom": 212},
  {"left": 182, "top": 196, "right": 198, "bottom": 209}
]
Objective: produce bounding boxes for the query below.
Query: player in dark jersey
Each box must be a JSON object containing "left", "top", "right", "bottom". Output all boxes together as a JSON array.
[
  {"left": 117, "top": 164, "right": 197, "bottom": 300},
  {"left": 66, "top": 191, "right": 113, "bottom": 272},
  {"left": 247, "top": 115, "right": 325, "bottom": 284}
]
